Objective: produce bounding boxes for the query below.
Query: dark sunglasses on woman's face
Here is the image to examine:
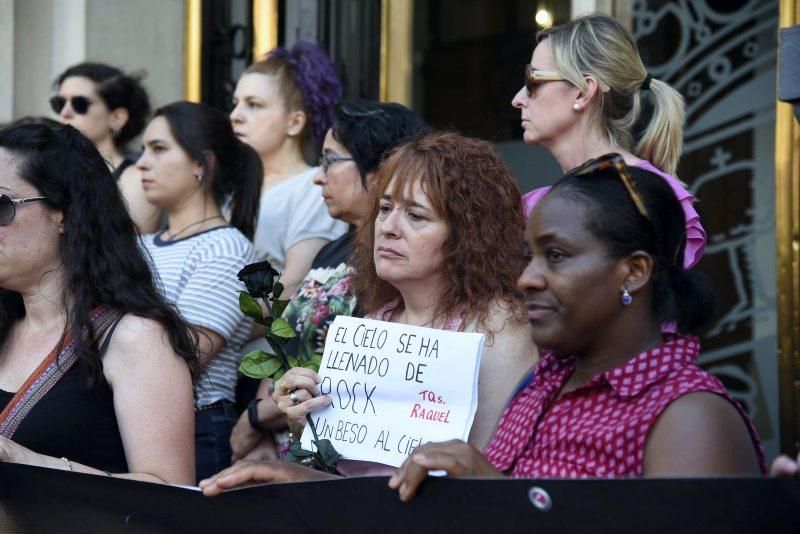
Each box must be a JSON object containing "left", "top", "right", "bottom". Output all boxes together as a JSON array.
[
  {"left": 49, "top": 95, "right": 94, "bottom": 115},
  {"left": 524, "top": 65, "right": 566, "bottom": 97},
  {"left": 0, "top": 194, "right": 47, "bottom": 226}
]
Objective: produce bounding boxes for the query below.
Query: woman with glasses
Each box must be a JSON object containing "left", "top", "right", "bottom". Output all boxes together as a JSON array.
[
  {"left": 136, "top": 101, "right": 262, "bottom": 482},
  {"left": 0, "top": 123, "right": 199, "bottom": 484},
  {"left": 200, "top": 132, "right": 537, "bottom": 494},
  {"left": 513, "top": 13, "right": 706, "bottom": 271},
  {"left": 52, "top": 62, "right": 160, "bottom": 233},
  {"left": 228, "top": 100, "right": 427, "bottom": 463},
  {"left": 387, "top": 159, "right": 764, "bottom": 500},
  {"left": 230, "top": 42, "right": 348, "bottom": 299}
]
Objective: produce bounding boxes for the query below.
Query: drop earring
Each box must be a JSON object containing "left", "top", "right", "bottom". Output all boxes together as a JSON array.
[{"left": 621, "top": 288, "right": 632, "bottom": 306}]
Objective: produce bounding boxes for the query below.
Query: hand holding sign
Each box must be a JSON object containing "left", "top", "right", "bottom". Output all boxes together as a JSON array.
[
  {"left": 388, "top": 439, "right": 501, "bottom": 501},
  {"left": 299, "top": 316, "right": 484, "bottom": 468},
  {"left": 271, "top": 368, "right": 332, "bottom": 435}
]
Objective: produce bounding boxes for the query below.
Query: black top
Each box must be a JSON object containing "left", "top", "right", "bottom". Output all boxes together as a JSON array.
[
  {"left": 0, "top": 324, "right": 129, "bottom": 474},
  {"left": 111, "top": 154, "right": 138, "bottom": 181},
  {"left": 311, "top": 230, "right": 354, "bottom": 269}
]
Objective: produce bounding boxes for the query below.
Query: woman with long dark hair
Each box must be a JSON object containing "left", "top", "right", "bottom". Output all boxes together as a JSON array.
[
  {"left": 52, "top": 62, "right": 159, "bottom": 233},
  {"left": 137, "top": 101, "right": 262, "bottom": 481},
  {"left": 0, "top": 123, "right": 199, "bottom": 484}
]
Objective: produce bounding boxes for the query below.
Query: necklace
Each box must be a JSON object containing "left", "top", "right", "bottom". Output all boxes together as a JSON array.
[{"left": 163, "top": 215, "right": 224, "bottom": 241}]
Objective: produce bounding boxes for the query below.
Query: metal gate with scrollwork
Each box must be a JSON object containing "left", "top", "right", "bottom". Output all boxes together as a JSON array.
[{"left": 634, "top": 0, "right": 780, "bottom": 459}]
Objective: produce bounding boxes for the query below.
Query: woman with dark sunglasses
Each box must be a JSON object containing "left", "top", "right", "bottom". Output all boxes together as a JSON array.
[
  {"left": 387, "top": 161, "right": 764, "bottom": 500},
  {"left": 0, "top": 123, "right": 200, "bottom": 484},
  {"left": 228, "top": 100, "right": 427, "bottom": 463},
  {"left": 512, "top": 14, "right": 706, "bottom": 272},
  {"left": 52, "top": 62, "right": 160, "bottom": 233}
]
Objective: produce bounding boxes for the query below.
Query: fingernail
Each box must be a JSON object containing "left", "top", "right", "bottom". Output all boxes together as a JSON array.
[{"left": 414, "top": 454, "right": 427, "bottom": 462}]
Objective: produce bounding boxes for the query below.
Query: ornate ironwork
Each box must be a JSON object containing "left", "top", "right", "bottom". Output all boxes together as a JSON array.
[{"left": 634, "top": 0, "right": 780, "bottom": 459}]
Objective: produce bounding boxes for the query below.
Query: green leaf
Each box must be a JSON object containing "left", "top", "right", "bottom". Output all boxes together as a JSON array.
[
  {"left": 285, "top": 441, "right": 316, "bottom": 465},
  {"left": 272, "top": 298, "right": 291, "bottom": 318},
  {"left": 273, "top": 368, "right": 286, "bottom": 381},
  {"left": 313, "top": 439, "right": 342, "bottom": 470},
  {"left": 309, "top": 354, "right": 323, "bottom": 372},
  {"left": 287, "top": 356, "right": 299, "bottom": 368},
  {"left": 271, "top": 317, "right": 296, "bottom": 339},
  {"left": 238, "top": 351, "right": 282, "bottom": 379},
  {"left": 290, "top": 441, "right": 315, "bottom": 457},
  {"left": 239, "top": 292, "right": 265, "bottom": 323},
  {"left": 272, "top": 281, "right": 285, "bottom": 299}
]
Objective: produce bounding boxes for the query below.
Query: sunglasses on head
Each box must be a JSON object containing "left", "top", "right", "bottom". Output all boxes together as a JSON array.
[
  {"left": 524, "top": 65, "right": 566, "bottom": 97},
  {"left": 49, "top": 95, "right": 94, "bottom": 115},
  {"left": 569, "top": 153, "right": 651, "bottom": 222},
  {"left": 0, "top": 193, "right": 47, "bottom": 226}
]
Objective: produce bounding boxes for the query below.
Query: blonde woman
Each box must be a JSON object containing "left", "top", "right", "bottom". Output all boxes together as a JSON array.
[{"left": 514, "top": 13, "right": 705, "bottom": 270}]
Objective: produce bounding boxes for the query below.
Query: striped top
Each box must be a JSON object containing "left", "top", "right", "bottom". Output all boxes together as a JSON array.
[{"left": 142, "top": 226, "right": 255, "bottom": 407}]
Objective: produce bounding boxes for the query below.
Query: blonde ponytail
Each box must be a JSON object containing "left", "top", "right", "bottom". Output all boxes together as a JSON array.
[
  {"left": 635, "top": 78, "right": 685, "bottom": 175},
  {"left": 540, "top": 13, "right": 685, "bottom": 175}
]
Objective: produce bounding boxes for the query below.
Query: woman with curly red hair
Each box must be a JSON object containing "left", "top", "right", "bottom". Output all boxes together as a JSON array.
[{"left": 200, "top": 131, "right": 537, "bottom": 492}]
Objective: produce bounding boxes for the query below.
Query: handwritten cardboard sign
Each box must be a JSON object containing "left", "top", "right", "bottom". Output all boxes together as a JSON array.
[{"left": 300, "top": 315, "right": 484, "bottom": 467}]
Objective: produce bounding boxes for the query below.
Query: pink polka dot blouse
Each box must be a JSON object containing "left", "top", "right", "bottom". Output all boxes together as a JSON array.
[{"left": 483, "top": 335, "right": 765, "bottom": 478}]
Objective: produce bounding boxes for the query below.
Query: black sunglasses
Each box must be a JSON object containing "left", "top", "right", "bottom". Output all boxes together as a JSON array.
[
  {"left": 49, "top": 95, "right": 94, "bottom": 115},
  {"left": 0, "top": 193, "right": 47, "bottom": 225},
  {"left": 570, "top": 153, "right": 651, "bottom": 222}
]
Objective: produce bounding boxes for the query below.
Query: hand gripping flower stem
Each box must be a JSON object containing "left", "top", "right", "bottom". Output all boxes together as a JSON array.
[{"left": 236, "top": 260, "right": 341, "bottom": 472}]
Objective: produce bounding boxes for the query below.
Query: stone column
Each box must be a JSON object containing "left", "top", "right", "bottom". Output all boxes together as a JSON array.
[{"left": 7, "top": 0, "right": 185, "bottom": 124}]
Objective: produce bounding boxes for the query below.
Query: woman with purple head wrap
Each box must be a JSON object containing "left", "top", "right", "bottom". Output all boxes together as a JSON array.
[
  {"left": 230, "top": 42, "right": 348, "bottom": 297},
  {"left": 230, "top": 43, "right": 348, "bottom": 460}
]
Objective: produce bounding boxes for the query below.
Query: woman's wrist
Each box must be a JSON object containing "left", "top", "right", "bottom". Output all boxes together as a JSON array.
[
  {"left": 288, "top": 424, "right": 304, "bottom": 441},
  {"left": 248, "top": 398, "right": 269, "bottom": 433}
]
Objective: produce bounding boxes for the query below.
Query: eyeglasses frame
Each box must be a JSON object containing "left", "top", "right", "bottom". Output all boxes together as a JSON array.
[
  {"left": 524, "top": 65, "right": 566, "bottom": 97},
  {"left": 319, "top": 153, "right": 355, "bottom": 174},
  {"left": 0, "top": 194, "right": 48, "bottom": 225},
  {"left": 524, "top": 64, "right": 611, "bottom": 98}
]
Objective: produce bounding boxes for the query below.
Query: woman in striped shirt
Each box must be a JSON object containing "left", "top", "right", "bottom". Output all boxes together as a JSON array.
[{"left": 137, "top": 101, "right": 262, "bottom": 482}]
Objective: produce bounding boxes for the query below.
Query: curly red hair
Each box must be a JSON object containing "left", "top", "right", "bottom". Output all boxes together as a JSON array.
[{"left": 350, "top": 131, "right": 526, "bottom": 334}]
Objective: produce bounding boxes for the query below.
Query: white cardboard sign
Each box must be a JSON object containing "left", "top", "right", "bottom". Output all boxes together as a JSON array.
[{"left": 300, "top": 315, "right": 484, "bottom": 467}]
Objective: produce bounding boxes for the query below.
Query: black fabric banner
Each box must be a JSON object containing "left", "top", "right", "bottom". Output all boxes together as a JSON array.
[{"left": 0, "top": 462, "right": 799, "bottom": 533}]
